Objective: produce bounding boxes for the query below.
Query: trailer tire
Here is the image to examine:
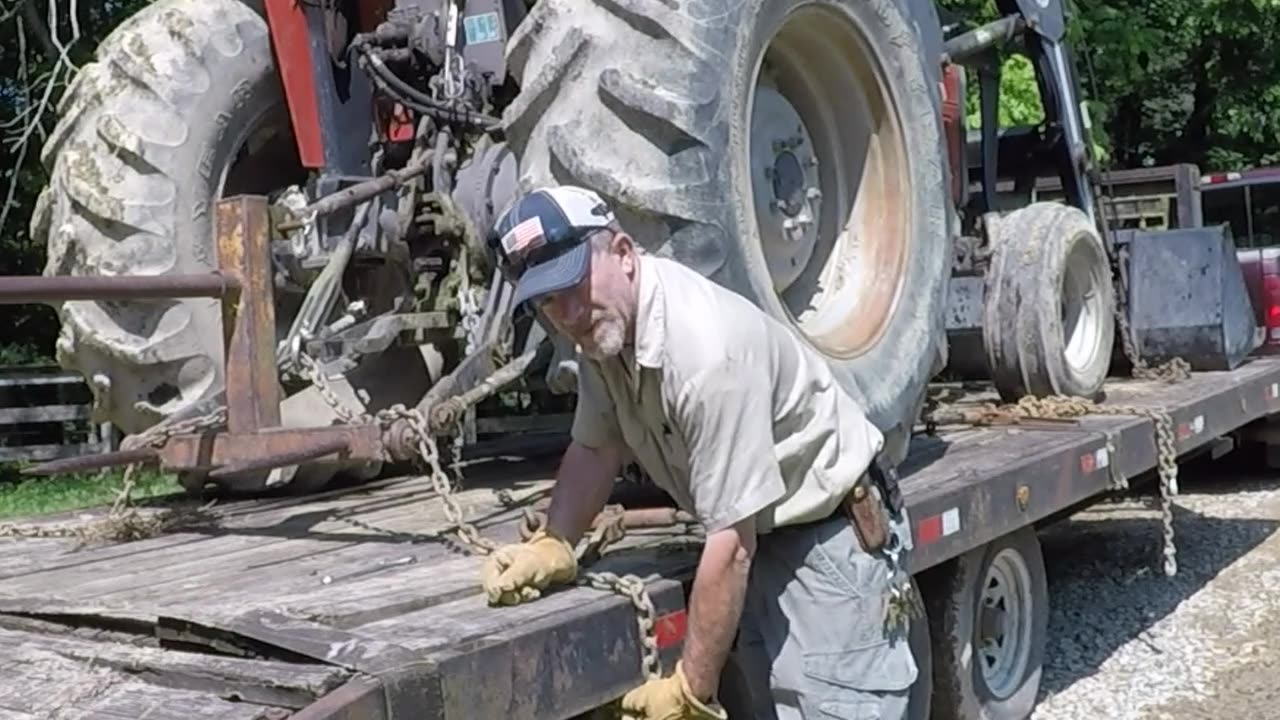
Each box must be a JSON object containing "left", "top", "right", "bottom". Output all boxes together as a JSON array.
[
  {"left": 984, "top": 202, "right": 1115, "bottom": 402},
  {"left": 502, "top": 0, "right": 955, "bottom": 466},
  {"left": 32, "top": 0, "right": 302, "bottom": 434},
  {"left": 926, "top": 526, "right": 1048, "bottom": 720},
  {"left": 908, "top": 576, "right": 934, "bottom": 720}
]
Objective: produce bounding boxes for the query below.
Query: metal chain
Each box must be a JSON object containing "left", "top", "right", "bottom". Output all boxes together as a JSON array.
[
  {"left": 1111, "top": 289, "right": 1193, "bottom": 383},
  {"left": 982, "top": 395, "right": 1179, "bottom": 576},
  {"left": 578, "top": 570, "right": 664, "bottom": 681},
  {"left": 377, "top": 403, "right": 500, "bottom": 555}
]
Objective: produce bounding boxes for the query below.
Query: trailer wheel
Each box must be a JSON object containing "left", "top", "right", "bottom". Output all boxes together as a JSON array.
[
  {"left": 908, "top": 576, "right": 934, "bottom": 720},
  {"left": 502, "top": 0, "right": 955, "bottom": 467},
  {"left": 927, "top": 527, "right": 1048, "bottom": 720},
  {"left": 984, "top": 202, "right": 1115, "bottom": 401}
]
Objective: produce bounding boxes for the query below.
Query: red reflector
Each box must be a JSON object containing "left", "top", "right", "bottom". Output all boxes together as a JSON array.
[
  {"left": 655, "top": 610, "right": 687, "bottom": 650},
  {"left": 917, "top": 514, "right": 943, "bottom": 545}
]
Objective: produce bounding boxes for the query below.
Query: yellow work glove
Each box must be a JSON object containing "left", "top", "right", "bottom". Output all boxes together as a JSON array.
[
  {"left": 480, "top": 529, "right": 577, "bottom": 605},
  {"left": 619, "top": 662, "right": 728, "bottom": 720}
]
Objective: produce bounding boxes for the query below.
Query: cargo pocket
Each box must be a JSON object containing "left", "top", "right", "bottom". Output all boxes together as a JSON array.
[{"left": 801, "top": 637, "right": 917, "bottom": 720}]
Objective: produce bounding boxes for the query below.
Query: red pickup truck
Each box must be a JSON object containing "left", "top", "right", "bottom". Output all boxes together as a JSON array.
[{"left": 1200, "top": 167, "right": 1280, "bottom": 354}]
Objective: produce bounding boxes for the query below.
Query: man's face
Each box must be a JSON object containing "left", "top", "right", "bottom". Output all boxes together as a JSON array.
[{"left": 533, "top": 231, "right": 637, "bottom": 360}]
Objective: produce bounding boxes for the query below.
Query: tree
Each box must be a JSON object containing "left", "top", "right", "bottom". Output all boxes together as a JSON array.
[
  {"left": 0, "top": 0, "right": 149, "bottom": 364},
  {"left": 941, "top": 0, "right": 1280, "bottom": 172}
]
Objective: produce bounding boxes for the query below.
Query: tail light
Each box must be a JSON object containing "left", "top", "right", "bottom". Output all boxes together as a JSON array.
[{"left": 1264, "top": 274, "right": 1280, "bottom": 344}]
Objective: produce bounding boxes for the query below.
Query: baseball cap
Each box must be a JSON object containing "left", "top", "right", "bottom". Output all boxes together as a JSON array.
[{"left": 489, "top": 185, "right": 616, "bottom": 308}]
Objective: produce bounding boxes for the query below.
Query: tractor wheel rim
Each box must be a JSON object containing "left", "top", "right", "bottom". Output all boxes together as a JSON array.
[
  {"left": 1061, "top": 233, "right": 1108, "bottom": 374},
  {"left": 978, "top": 548, "right": 1034, "bottom": 699},
  {"left": 747, "top": 4, "right": 911, "bottom": 358}
]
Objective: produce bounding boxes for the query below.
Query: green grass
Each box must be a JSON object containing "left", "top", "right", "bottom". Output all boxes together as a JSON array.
[{"left": 0, "top": 464, "right": 183, "bottom": 521}]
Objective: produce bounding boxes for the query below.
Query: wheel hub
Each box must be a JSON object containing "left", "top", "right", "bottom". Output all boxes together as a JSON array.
[
  {"left": 978, "top": 549, "right": 1035, "bottom": 700},
  {"left": 750, "top": 84, "right": 822, "bottom": 292}
]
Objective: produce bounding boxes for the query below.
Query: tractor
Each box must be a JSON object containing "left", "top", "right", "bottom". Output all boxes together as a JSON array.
[{"left": 25, "top": 0, "right": 1120, "bottom": 493}]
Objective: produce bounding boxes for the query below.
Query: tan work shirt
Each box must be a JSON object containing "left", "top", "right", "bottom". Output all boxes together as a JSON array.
[{"left": 570, "top": 255, "right": 884, "bottom": 534}]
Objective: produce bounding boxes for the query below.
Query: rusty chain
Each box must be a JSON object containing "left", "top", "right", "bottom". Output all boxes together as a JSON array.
[
  {"left": 941, "top": 394, "right": 1179, "bottom": 576},
  {"left": 297, "top": 347, "right": 667, "bottom": 676}
]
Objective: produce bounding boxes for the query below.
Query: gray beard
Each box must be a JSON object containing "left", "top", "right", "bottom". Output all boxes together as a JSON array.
[{"left": 582, "top": 318, "right": 625, "bottom": 359}]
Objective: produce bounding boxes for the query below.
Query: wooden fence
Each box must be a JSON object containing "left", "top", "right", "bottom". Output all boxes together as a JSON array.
[{"left": 0, "top": 365, "right": 115, "bottom": 465}]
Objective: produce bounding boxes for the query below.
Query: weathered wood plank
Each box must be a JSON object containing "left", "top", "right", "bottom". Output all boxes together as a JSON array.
[
  {"left": 0, "top": 626, "right": 348, "bottom": 708},
  {"left": 0, "top": 403, "right": 92, "bottom": 424},
  {"left": 157, "top": 609, "right": 421, "bottom": 676},
  {"left": 0, "top": 532, "right": 219, "bottom": 582},
  {"left": 0, "top": 636, "right": 278, "bottom": 720},
  {"left": 0, "top": 441, "right": 107, "bottom": 462},
  {"left": 0, "top": 622, "right": 348, "bottom": 707},
  {"left": 2, "top": 533, "right": 302, "bottom": 598}
]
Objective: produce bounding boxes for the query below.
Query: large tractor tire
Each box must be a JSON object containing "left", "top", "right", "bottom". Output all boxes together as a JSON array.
[
  {"left": 502, "top": 0, "right": 955, "bottom": 462},
  {"left": 31, "top": 0, "right": 301, "bottom": 435}
]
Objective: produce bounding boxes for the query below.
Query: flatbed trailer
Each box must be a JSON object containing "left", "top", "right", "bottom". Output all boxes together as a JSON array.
[{"left": 5, "top": 356, "right": 1280, "bottom": 720}]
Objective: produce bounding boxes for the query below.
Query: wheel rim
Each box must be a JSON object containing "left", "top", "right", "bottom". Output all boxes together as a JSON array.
[
  {"left": 977, "top": 548, "right": 1035, "bottom": 699},
  {"left": 1061, "top": 234, "right": 1107, "bottom": 374},
  {"left": 748, "top": 5, "right": 911, "bottom": 358}
]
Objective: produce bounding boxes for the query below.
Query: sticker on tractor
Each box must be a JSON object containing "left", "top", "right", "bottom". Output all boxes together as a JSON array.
[{"left": 464, "top": 12, "right": 502, "bottom": 45}]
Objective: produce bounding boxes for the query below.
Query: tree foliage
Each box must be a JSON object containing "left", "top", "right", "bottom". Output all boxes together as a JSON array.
[{"left": 941, "top": 0, "right": 1280, "bottom": 172}]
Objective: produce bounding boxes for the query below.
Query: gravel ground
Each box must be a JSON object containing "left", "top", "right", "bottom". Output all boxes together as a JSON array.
[{"left": 1030, "top": 455, "right": 1280, "bottom": 720}]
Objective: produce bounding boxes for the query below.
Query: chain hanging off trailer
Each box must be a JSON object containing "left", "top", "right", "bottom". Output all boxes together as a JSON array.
[{"left": 926, "top": 393, "right": 1180, "bottom": 576}]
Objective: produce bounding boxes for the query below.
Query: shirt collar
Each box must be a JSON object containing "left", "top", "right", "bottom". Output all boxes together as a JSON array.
[{"left": 633, "top": 254, "right": 665, "bottom": 370}]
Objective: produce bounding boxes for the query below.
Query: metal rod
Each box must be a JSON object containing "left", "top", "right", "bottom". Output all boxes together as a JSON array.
[
  {"left": 942, "top": 15, "right": 1026, "bottom": 65},
  {"left": 607, "top": 507, "right": 698, "bottom": 529},
  {"left": 207, "top": 435, "right": 351, "bottom": 479},
  {"left": 302, "top": 155, "right": 433, "bottom": 218},
  {"left": 0, "top": 273, "right": 241, "bottom": 305},
  {"left": 23, "top": 448, "right": 159, "bottom": 476}
]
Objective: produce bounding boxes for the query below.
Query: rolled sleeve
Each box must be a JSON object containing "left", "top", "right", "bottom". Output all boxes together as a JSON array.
[
  {"left": 674, "top": 360, "right": 786, "bottom": 533},
  {"left": 571, "top": 358, "right": 623, "bottom": 449}
]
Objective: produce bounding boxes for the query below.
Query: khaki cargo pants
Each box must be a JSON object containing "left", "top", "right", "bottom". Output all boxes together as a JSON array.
[{"left": 730, "top": 510, "right": 918, "bottom": 720}]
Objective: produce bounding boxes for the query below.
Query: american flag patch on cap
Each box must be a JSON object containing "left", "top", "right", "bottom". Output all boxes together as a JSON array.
[{"left": 502, "top": 216, "right": 546, "bottom": 258}]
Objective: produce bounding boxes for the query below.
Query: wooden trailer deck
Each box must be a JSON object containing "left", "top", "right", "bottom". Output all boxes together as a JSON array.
[{"left": 4, "top": 357, "right": 1280, "bottom": 720}]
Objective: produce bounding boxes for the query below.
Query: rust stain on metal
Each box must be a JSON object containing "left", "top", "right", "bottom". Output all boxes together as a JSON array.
[
  {"left": 215, "top": 196, "right": 281, "bottom": 435},
  {"left": 208, "top": 435, "right": 352, "bottom": 479},
  {"left": 160, "top": 424, "right": 383, "bottom": 473},
  {"left": 1016, "top": 484, "right": 1030, "bottom": 512}
]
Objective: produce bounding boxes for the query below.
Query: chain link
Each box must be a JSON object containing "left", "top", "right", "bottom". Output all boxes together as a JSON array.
[
  {"left": 955, "top": 394, "right": 1179, "bottom": 576},
  {"left": 578, "top": 570, "right": 664, "bottom": 681}
]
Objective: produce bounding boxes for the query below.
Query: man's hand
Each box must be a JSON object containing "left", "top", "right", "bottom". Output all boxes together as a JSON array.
[
  {"left": 619, "top": 662, "right": 727, "bottom": 720},
  {"left": 480, "top": 529, "right": 577, "bottom": 605},
  {"left": 479, "top": 440, "right": 621, "bottom": 606}
]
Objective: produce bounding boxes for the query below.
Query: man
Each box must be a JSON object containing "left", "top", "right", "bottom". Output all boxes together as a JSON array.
[{"left": 479, "top": 185, "right": 919, "bottom": 720}]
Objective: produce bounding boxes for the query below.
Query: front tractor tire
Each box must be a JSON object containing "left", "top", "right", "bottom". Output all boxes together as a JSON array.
[
  {"left": 983, "top": 202, "right": 1116, "bottom": 401},
  {"left": 502, "top": 0, "right": 955, "bottom": 463},
  {"left": 31, "top": 0, "right": 301, "bottom": 435}
]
